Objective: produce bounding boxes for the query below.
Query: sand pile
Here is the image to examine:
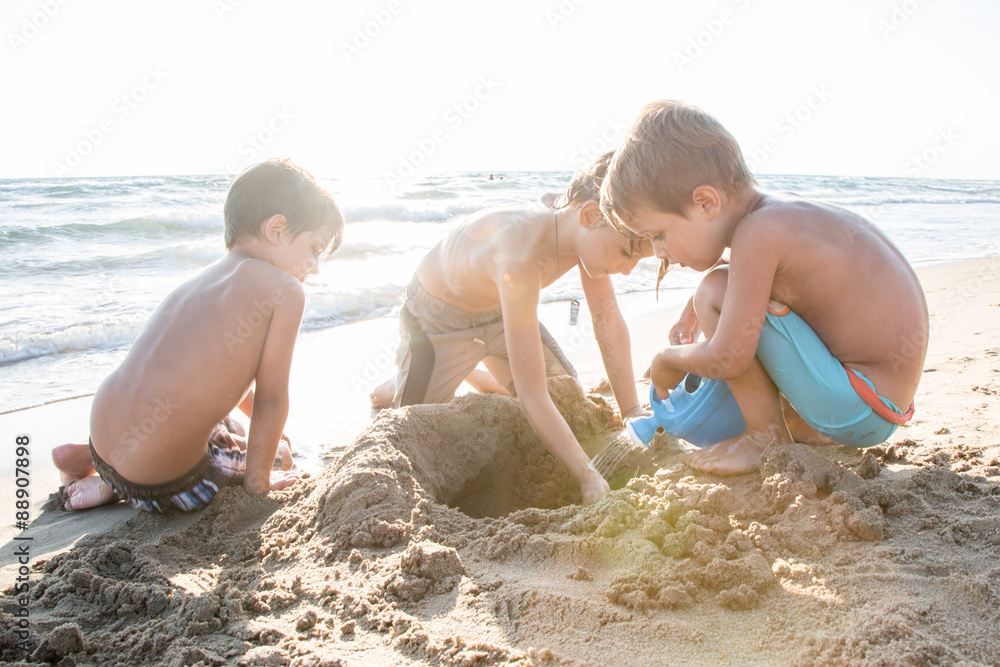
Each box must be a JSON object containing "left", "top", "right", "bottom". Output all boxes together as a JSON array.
[{"left": 3, "top": 373, "right": 999, "bottom": 666}]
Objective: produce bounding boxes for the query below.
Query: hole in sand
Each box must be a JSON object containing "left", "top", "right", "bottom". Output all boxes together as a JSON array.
[
  {"left": 446, "top": 429, "right": 681, "bottom": 518},
  {"left": 429, "top": 380, "right": 682, "bottom": 519},
  {"left": 314, "top": 377, "right": 686, "bottom": 548}
]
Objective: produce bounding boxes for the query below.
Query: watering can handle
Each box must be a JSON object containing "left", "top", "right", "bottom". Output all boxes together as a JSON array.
[{"left": 649, "top": 382, "right": 666, "bottom": 409}]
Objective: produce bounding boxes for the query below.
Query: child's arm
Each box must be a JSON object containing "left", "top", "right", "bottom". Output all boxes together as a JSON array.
[
  {"left": 650, "top": 222, "right": 779, "bottom": 389},
  {"left": 497, "top": 264, "right": 607, "bottom": 503},
  {"left": 237, "top": 386, "right": 292, "bottom": 447},
  {"left": 243, "top": 282, "right": 306, "bottom": 494},
  {"left": 579, "top": 270, "right": 644, "bottom": 419}
]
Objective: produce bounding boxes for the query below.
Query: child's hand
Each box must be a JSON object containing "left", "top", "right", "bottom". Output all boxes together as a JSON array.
[
  {"left": 669, "top": 296, "right": 700, "bottom": 345},
  {"left": 581, "top": 463, "right": 610, "bottom": 506},
  {"left": 649, "top": 351, "right": 678, "bottom": 400},
  {"left": 643, "top": 365, "right": 673, "bottom": 398},
  {"left": 621, "top": 405, "right": 652, "bottom": 423},
  {"left": 269, "top": 470, "right": 300, "bottom": 491}
]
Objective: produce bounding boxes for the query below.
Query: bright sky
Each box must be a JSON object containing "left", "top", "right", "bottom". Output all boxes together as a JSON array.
[{"left": 1, "top": 0, "right": 997, "bottom": 182}]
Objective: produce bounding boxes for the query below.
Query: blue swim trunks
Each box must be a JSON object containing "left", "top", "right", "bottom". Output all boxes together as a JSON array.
[
  {"left": 89, "top": 420, "right": 247, "bottom": 513},
  {"left": 755, "top": 302, "right": 914, "bottom": 448}
]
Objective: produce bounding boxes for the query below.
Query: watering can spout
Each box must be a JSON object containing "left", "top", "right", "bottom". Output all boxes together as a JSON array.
[{"left": 623, "top": 375, "right": 746, "bottom": 449}]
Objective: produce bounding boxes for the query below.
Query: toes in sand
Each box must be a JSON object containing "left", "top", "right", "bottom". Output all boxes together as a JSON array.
[
  {"left": 680, "top": 430, "right": 782, "bottom": 476},
  {"left": 63, "top": 475, "right": 119, "bottom": 511}
]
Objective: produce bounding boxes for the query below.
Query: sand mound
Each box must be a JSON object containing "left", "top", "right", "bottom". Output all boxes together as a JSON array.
[{"left": 3, "top": 375, "right": 999, "bottom": 665}]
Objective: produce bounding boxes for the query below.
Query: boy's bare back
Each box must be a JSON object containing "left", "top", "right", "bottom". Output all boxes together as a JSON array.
[
  {"left": 55, "top": 159, "right": 342, "bottom": 511},
  {"left": 90, "top": 252, "right": 304, "bottom": 484},
  {"left": 730, "top": 194, "right": 928, "bottom": 408}
]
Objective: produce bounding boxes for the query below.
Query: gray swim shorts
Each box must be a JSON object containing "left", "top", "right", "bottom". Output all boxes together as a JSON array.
[{"left": 392, "top": 277, "right": 577, "bottom": 407}]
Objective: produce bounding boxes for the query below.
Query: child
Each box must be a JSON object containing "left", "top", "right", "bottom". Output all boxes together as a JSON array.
[
  {"left": 53, "top": 158, "right": 344, "bottom": 511},
  {"left": 601, "top": 100, "right": 929, "bottom": 475},
  {"left": 375, "top": 153, "right": 652, "bottom": 505}
]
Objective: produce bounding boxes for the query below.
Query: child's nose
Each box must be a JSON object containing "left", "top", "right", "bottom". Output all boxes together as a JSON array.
[
  {"left": 652, "top": 239, "right": 669, "bottom": 260},
  {"left": 619, "top": 255, "right": 640, "bottom": 276}
]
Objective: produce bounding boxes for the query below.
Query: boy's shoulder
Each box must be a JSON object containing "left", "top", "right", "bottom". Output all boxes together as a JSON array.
[
  {"left": 219, "top": 253, "right": 306, "bottom": 308},
  {"left": 744, "top": 194, "right": 815, "bottom": 221},
  {"left": 735, "top": 195, "right": 853, "bottom": 238},
  {"left": 454, "top": 207, "right": 541, "bottom": 255}
]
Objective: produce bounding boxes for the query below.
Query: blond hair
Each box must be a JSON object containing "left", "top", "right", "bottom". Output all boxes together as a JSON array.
[
  {"left": 601, "top": 100, "right": 756, "bottom": 228},
  {"left": 553, "top": 150, "right": 614, "bottom": 210},
  {"left": 553, "top": 151, "right": 647, "bottom": 255},
  {"left": 224, "top": 158, "right": 344, "bottom": 255},
  {"left": 601, "top": 100, "right": 755, "bottom": 294}
]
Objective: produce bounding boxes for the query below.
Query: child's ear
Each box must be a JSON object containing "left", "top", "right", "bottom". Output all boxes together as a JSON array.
[
  {"left": 690, "top": 186, "right": 722, "bottom": 219},
  {"left": 577, "top": 200, "right": 605, "bottom": 229},
  {"left": 261, "top": 214, "right": 289, "bottom": 245}
]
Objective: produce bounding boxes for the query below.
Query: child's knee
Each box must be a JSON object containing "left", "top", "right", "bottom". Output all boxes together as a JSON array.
[{"left": 693, "top": 266, "right": 729, "bottom": 318}]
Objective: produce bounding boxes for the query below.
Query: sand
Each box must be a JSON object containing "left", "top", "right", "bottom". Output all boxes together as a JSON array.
[{"left": 2, "top": 257, "right": 999, "bottom": 666}]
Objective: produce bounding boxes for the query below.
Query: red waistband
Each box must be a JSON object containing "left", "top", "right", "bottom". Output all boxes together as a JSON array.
[{"left": 844, "top": 367, "right": 915, "bottom": 426}]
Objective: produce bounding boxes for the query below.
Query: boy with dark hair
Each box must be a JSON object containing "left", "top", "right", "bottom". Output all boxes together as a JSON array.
[{"left": 54, "top": 158, "right": 344, "bottom": 510}]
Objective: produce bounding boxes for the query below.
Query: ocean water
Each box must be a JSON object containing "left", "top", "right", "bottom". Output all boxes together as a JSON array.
[{"left": 2, "top": 172, "right": 999, "bottom": 414}]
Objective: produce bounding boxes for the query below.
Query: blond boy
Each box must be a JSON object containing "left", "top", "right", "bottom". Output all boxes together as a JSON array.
[
  {"left": 379, "top": 153, "right": 653, "bottom": 504},
  {"left": 602, "top": 101, "right": 929, "bottom": 475},
  {"left": 54, "top": 159, "right": 343, "bottom": 510}
]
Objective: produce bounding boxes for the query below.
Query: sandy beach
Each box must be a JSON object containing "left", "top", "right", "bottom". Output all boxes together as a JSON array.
[{"left": 2, "top": 257, "right": 998, "bottom": 666}]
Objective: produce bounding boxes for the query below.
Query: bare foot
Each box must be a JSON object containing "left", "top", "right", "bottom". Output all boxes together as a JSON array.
[
  {"left": 63, "top": 474, "right": 120, "bottom": 510},
  {"left": 369, "top": 377, "right": 395, "bottom": 411},
  {"left": 580, "top": 464, "right": 610, "bottom": 505},
  {"left": 52, "top": 442, "right": 97, "bottom": 487},
  {"left": 680, "top": 429, "right": 785, "bottom": 476},
  {"left": 782, "top": 401, "right": 833, "bottom": 445}
]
